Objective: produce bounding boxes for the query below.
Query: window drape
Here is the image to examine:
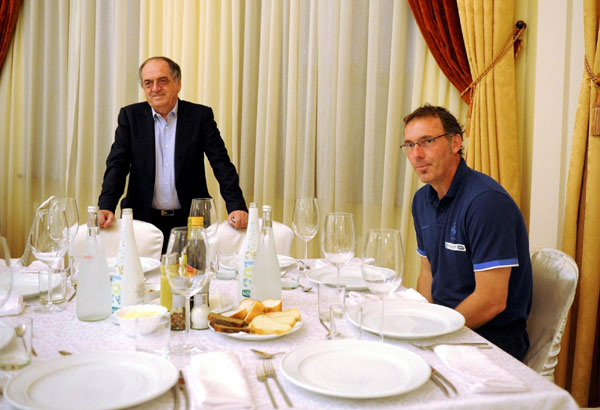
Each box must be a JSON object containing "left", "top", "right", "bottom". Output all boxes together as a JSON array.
[
  {"left": 457, "top": 0, "right": 522, "bottom": 207},
  {"left": 0, "top": 0, "right": 21, "bottom": 72},
  {"left": 560, "top": 0, "right": 600, "bottom": 406},
  {"left": 407, "top": 0, "right": 471, "bottom": 103}
]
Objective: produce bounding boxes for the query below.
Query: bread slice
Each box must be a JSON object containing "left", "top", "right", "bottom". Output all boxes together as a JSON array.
[
  {"left": 207, "top": 312, "right": 245, "bottom": 328},
  {"left": 229, "top": 299, "right": 257, "bottom": 320},
  {"left": 249, "top": 315, "right": 292, "bottom": 335},
  {"left": 265, "top": 308, "right": 301, "bottom": 327},
  {"left": 211, "top": 322, "right": 250, "bottom": 334},
  {"left": 263, "top": 299, "right": 282, "bottom": 313},
  {"left": 243, "top": 300, "right": 265, "bottom": 324}
]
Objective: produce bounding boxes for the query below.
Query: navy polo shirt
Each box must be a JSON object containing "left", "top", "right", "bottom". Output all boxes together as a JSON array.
[{"left": 412, "top": 159, "right": 532, "bottom": 332}]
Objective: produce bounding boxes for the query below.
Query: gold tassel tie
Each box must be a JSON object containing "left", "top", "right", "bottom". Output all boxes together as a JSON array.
[
  {"left": 460, "top": 20, "right": 527, "bottom": 138},
  {"left": 584, "top": 56, "right": 600, "bottom": 137}
]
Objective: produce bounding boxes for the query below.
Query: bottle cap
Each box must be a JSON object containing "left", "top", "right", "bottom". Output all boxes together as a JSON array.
[
  {"left": 87, "top": 205, "right": 99, "bottom": 212},
  {"left": 122, "top": 208, "right": 133, "bottom": 215},
  {"left": 262, "top": 205, "right": 272, "bottom": 212}
]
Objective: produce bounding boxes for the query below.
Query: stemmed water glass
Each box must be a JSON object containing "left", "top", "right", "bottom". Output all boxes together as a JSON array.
[
  {"left": 51, "top": 198, "right": 79, "bottom": 271},
  {"left": 189, "top": 198, "right": 219, "bottom": 272},
  {"left": 165, "top": 226, "right": 209, "bottom": 355},
  {"left": 0, "top": 237, "right": 13, "bottom": 308},
  {"left": 321, "top": 212, "right": 356, "bottom": 285},
  {"left": 361, "top": 228, "right": 404, "bottom": 341},
  {"left": 29, "top": 209, "right": 69, "bottom": 313},
  {"left": 292, "top": 198, "right": 320, "bottom": 274}
]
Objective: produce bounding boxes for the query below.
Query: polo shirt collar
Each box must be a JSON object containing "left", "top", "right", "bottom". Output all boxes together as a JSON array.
[{"left": 426, "top": 158, "right": 468, "bottom": 204}]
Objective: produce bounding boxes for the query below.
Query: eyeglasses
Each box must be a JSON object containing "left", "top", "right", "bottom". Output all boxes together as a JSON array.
[
  {"left": 142, "top": 77, "right": 171, "bottom": 89},
  {"left": 400, "top": 132, "right": 451, "bottom": 153}
]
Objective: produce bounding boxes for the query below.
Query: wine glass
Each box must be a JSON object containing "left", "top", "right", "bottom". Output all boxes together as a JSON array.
[
  {"left": 51, "top": 198, "right": 79, "bottom": 271},
  {"left": 29, "top": 209, "right": 69, "bottom": 313},
  {"left": 321, "top": 212, "right": 356, "bottom": 285},
  {"left": 166, "top": 227, "right": 188, "bottom": 256},
  {"left": 189, "top": 198, "right": 219, "bottom": 272},
  {"left": 0, "top": 237, "right": 13, "bottom": 308},
  {"left": 292, "top": 198, "right": 320, "bottom": 275},
  {"left": 361, "top": 228, "right": 404, "bottom": 341},
  {"left": 165, "top": 226, "right": 209, "bottom": 355}
]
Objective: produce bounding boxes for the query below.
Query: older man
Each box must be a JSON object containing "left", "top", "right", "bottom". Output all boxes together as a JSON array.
[
  {"left": 403, "top": 104, "right": 532, "bottom": 361},
  {"left": 98, "top": 56, "right": 248, "bottom": 250}
]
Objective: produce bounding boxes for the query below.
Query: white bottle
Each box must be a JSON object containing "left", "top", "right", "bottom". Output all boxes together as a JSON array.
[
  {"left": 252, "top": 205, "right": 281, "bottom": 300},
  {"left": 237, "top": 203, "right": 259, "bottom": 301},
  {"left": 76, "top": 206, "right": 112, "bottom": 321},
  {"left": 113, "top": 208, "right": 145, "bottom": 310}
]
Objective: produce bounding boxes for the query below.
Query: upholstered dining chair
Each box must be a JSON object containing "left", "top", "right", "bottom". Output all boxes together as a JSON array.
[
  {"left": 70, "top": 219, "right": 164, "bottom": 261},
  {"left": 524, "top": 248, "right": 578, "bottom": 381},
  {"left": 214, "top": 219, "right": 294, "bottom": 256}
]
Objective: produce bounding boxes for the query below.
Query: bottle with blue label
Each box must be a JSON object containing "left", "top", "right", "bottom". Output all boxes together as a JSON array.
[{"left": 237, "top": 203, "right": 258, "bottom": 301}]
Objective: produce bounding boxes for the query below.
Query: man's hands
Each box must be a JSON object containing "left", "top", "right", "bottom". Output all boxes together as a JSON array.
[
  {"left": 228, "top": 210, "right": 248, "bottom": 229},
  {"left": 98, "top": 210, "right": 115, "bottom": 229}
]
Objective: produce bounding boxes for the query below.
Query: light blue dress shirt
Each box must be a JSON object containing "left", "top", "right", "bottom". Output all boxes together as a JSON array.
[{"left": 151, "top": 102, "right": 182, "bottom": 210}]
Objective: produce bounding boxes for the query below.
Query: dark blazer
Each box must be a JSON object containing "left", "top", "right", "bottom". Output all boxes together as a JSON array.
[{"left": 98, "top": 99, "right": 247, "bottom": 221}]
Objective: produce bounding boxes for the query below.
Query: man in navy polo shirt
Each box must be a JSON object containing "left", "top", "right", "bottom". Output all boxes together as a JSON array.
[{"left": 403, "top": 104, "right": 532, "bottom": 361}]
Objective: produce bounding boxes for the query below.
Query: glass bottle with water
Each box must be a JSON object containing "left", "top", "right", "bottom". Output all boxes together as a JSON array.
[
  {"left": 112, "top": 208, "right": 144, "bottom": 311},
  {"left": 237, "top": 203, "right": 259, "bottom": 301},
  {"left": 76, "top": 206, "right": 111, "bottom": 321},
  {"left": 252, "top": 205, "right": 281, "bottom": 300}
]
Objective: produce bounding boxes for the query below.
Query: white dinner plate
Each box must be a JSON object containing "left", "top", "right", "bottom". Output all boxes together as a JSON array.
[
  {"left": 281, "top": 339, "right": 430, "bottom": 398},
  {"left": 0, "top": 321, "right": 15, "bottom": 350},
  {"left": 209, "top": 320, "right": 303, "bottom": 341},
  {"left": 106, "top": 257, "right": 161, "bottom": 274},
  {"left": 12, "top": 273, "right": 62, "bottom": 299},
  {"left": 278, "top": 255, "right": 296, "bottom": 268},
  {"left": 347, "top": 300, "right": 465, "bottom": 339},
  {"left": 5, "top": 351, "right": 178, "bottom": 410},
  {"left": 306, "top": 266, "right": 368, "bottom": 291}
]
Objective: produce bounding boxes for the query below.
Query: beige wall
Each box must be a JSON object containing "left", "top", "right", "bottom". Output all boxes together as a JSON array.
[{"left": 526, "top": 0, "right": 583, "bottom": 250}]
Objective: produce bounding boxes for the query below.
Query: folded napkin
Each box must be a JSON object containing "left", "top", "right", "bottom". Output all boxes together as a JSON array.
[
  {"left": 0, "top": 295, "right": 24, "bottom": 317},
  {"left": 347, "top": 286, "right": 428, "bottom": 306},
  {"left": 434, "top": 345, "right": 528, "bottom": 393},
  {"left": 185, "top": 351, "right": 256, "bottom": 410},
  {"left": 15, "top": 261, "right": 47, "bottom": 272}
]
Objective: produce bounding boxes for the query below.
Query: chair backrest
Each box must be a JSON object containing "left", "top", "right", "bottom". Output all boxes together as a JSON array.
[
  {"left": 71, "top": 219, "right": 164, "bottom": 261},
  {"left": 214, "top": 219, "right": 294, "bottom": 256},
  {"left": 524, "top": 248, "right": 578, "bottom": 380}
]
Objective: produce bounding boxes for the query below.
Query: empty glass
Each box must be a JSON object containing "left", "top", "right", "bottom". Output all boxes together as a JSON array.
[
  {"left": 292, "top": 198, "right": 320, "bottom": 274},
  {"left": 321, "top": 212, "right": 356, "bottom": 285},
  {"left": 361, "top": 228, "right": 404, "bottom": 341},
  {"left": 0, "top": 237, "right": 13, "bottom": 308}
]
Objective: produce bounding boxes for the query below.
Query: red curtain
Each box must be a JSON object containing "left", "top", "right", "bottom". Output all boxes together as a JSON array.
[
  {"left": 407, "top": 0, "right": 471, "bottom": 103},
  {"left": 0, "top": 0, "right": 22, "bottom": 73}
]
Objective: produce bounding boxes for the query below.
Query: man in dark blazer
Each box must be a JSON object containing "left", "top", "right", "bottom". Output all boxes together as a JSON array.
[{"left": 98, "top": 56, "right": 248, "bottom": 249}]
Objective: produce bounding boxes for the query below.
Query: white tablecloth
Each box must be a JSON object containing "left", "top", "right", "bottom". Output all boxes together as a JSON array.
[{"left": 0, "top": 267, "right": 578, "bottom": 410}]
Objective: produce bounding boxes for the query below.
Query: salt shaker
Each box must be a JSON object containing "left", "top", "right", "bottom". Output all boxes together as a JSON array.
[{"left": 191, "top": 293, "right": 210, "bottom": 329}]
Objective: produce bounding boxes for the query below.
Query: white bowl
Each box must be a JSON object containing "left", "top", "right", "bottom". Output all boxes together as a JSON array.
[{"left": 115, "top": 304, "right": 168, "bottom": 337}]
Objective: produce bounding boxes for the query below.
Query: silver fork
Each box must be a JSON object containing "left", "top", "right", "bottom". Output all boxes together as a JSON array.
[
  {"left": 256, "top": 365, "right": 278, "bottom": 408},
  {"left": 430, "top": 366, "right": 458, "bottom": 397},
  {"left": 409, "top": 342, "right": 490, "bottom": 351},
  {"left": 264, "top": 360, "right": 293, "bottom": 407}
]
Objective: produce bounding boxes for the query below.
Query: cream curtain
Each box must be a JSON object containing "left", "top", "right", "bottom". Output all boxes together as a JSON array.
[
  {"left": 559, "top": 0, "right": 600, "bottom": 405},
  {"left": 0, "top": 0, "right": 464, "bottom": 289},
  {"left": 457, "top": 0, "right": 522, "bottom": 206}
]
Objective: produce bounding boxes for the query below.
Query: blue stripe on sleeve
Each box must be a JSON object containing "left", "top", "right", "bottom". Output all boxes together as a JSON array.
[
  {"left": 473, "top": 258, "right": 519, "bottom": 271},
  {"left": 416, "top": 248, "right": 427, "bottom": 257}
]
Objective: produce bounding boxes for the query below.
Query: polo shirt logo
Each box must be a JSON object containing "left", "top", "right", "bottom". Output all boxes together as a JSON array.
[{"left": 445, "top": 241, "right": 466, "bottom": 252}]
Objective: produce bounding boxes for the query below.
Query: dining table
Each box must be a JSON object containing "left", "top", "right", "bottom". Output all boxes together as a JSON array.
[{"left": 0, "top": 259, "right": 579, "bottom": 410}]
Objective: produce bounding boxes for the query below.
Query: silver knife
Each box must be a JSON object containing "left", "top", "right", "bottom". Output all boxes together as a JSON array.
[{"left": 178, "top": 370, "right": 189, "bottom": 410}]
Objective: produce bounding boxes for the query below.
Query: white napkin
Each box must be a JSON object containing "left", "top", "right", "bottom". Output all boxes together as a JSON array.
[
  {"left": 0, "top": 295, "right": 24, "bottom": 316},
  {"left": 347, "top": 286, "right": 428, "bottom": 306},
  {"left": 434, "top": 345, "right": 528, "bottom": 393},
  {"left": 15, "top": 261, "right": 47, "bottom": 272},
  {"left": 185, "top": 351, "right": 256, "bottom": 410}
]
